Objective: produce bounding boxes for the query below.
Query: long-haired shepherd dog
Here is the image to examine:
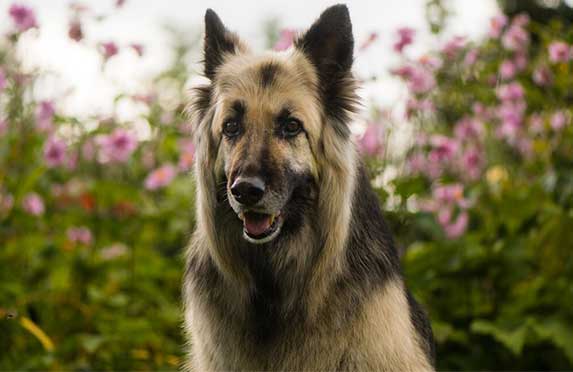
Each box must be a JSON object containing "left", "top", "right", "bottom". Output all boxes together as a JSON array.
[{"left": 183, "top": 4, "right": 435, "bottom": 371}]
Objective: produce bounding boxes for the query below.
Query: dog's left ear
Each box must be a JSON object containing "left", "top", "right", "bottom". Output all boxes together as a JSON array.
[
  {"left": 203, "top": 9, "right": 242, "bottom": 80},
  {"left": 296, "top": 4, "right": 357, "bottom": 131}
]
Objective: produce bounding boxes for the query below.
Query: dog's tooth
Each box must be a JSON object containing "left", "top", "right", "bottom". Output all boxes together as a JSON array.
[{"left": 239, "top": 212, "right": 245, "bottom": 221}]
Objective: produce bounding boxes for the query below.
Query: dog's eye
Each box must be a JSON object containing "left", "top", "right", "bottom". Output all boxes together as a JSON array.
[
  {"left": 223, "top": 120, "right": 241, "bottom": 138},
  {"left": 282, "top": 119, "right": 302, "bottom": 137}
]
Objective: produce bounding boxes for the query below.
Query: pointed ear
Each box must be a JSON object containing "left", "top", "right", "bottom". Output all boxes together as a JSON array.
[
  {"left": 295, "top": 4, "right": 357, "bottom": 134},
  {"left": 203, "top": 9, "right": 241, "bottom": 80},
  {"left": 296, "top": 4, "right": 354, "bottom": 78}
]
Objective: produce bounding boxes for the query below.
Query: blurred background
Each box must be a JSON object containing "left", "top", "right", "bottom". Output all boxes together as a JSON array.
[{"left": 0, "top": 0, "right": 572, "bottom": 370}]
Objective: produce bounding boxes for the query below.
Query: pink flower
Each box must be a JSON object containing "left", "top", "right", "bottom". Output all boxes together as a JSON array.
[
  {"left": 499, "top": 60, "right": 516, "bottom": 80},
  {"left": 67, "top": 226, "right": 93, "bottom": 245},
  {"left": 408, "top": 67, "right": 436, "bottom": 94},
  {"left": 358, "top": 122, "right": 384, "bottom": 156},
  {"left": 359, "top": 32, "right": 379, "bottom": 52},
  {"left": 0, "top": 69, "right": 6, "bottom": 92},
  {"left": 115, "top": 0, "right": 126, "bottom": 8},
  {"left": 441, "top": 36, "right": 466, "bottom": 59},
  {"left": 532, "top": 66, "right": 553, "bottom": 87},
  {"left": 548, "top": 41, "right": 571, "bottom": 63},
  {"left": 144, "top": 164, "right": 177, "bottom": 190},
  {"left": 428, "top": 135, "right": 459, "bottom": 163},
  {"left": 464, "top": 48, "right": 479, "bottom": 67},
  {"left": 97, "top": 128, "right": 138, "bottom": 163},
  {"left": 460, "top": 147, "right": 483, "bottom": 180},
  {"left": 405, "top": 98, "right": 435, "bottom": 118},
  {"left": 130, "top": 43, "right": 144, "bottom": 57},
  {"left": 497, "top": 101, "right": 526, "bottom": 140},
  {"left": 9, "top": 4, "right": 38, "bottom": 33},
  {"left": 454, "top": 117, "right": 484, "bottom": 142},
  {"left": 512, "top": 14, "right": 530, "bottom": 27},
  {"left": 22, "top": 192, "right": 44, "bottom": 216},
  {"left": 35, "top": 101, "right": 55, "bottom": 132},
  {"left": 514, "top": 53, "right": 528, "bottom": 71},
  {"left": 489, "top": 15, "right": 508, "bottom": 38},
  {"left": 418, "top": 55, "right": 442, "bottom": 70},
  {"left": 273, "top": 29, "right": 296, "bottom": 51},
  {"left": 68, "top": 20, "right": 83, "bottom": 42},
  {"left": 496, "top": 82, "right": 524, "bottom": 101},
  {"left": 100, "top": 41, "right": 119, "bottom": 60},
  {"left": 433, "top": 183, "right": 465, "bottom": 205},
  {"left": 393, "top": 27, "right": 415, "bottom": 53},
  {"left": 43, "top": 136, "right": 67, "bottom": 167},
  {"left": 444, "top": 211, "right": 469, "bottom": 239},
  {"left": 391, "top": 65, "right": 414, "bottom": 79},
  {"left": 81, "top": 140, "right": 96, "bottom": 161},
  {"left": 502, "top": 25, "right": 529, "bottom": 51},
  {"left": 550, "top": 111, "right": 569, "bottom": 131},
  {"left": 178, "top": 139, "right": 195, "bottom": 171}
]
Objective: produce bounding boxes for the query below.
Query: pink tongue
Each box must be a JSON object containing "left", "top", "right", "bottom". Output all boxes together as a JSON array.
[{"left": 244, "top": 215, "right": 272, "bottom": 236}]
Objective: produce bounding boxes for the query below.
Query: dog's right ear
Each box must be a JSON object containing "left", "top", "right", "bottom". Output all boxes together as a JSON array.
[{"left": 203, "top": 9, "right": 240, "bottom": 80}]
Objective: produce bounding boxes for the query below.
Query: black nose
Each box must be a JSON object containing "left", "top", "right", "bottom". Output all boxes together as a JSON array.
[{"left": 230, "top": 177, "right": 265, "bottom": 206}]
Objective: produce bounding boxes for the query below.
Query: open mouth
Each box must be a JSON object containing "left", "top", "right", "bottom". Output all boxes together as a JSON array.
[{"left": 238, "top": 211, "right": 283, "bottom": 244}]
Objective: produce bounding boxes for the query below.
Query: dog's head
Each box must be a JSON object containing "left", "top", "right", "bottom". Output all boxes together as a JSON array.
[{"left": 192, "top": 5, "right": 357, "bottom": 245}]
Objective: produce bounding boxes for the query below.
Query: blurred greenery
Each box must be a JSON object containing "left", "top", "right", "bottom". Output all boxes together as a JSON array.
[{"left": 1, "top": 3, "right": 573, "bottom": 371}]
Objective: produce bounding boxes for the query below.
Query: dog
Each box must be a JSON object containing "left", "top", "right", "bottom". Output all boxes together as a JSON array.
[{"left": 183, "top": 4, "right": 435, "bottom": 371}]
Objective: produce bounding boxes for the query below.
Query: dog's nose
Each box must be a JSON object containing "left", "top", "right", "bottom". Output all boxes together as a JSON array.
[{"left": 230, "top": 177, "right": 265, "bottom": 206}]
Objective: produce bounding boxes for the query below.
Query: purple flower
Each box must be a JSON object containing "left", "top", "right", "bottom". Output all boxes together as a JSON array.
[
  {"left": 144, "top": 164, "right": 177, "bottom": 190},
  {"left": 9, "top": 4, "right": 38, "bottom": 33},
  {"left": 358, "top": 122, "right": 384, "bottom": 156},
  {"left": 532, "top": 66, "right": 553, "bottom": 87},
  {"left": 35, "top": 101, "right": 55, "bottom": 132},
  {"left": 393, "top": 27, "right": 415, "bottom": 53},
  {"left": 548, "top": 41, "right": 571, "bottom": 63},
  {"left": 273, "top": 29, "right": 296, "bottom": 51},
  {"left": 499, "top": 60, "right": 516, "bottom": 80},
  {"left": 67, "top": 226, "right": 93, "bottom": 245},
  {"left": 97, "top": 128, "right": 138, "bottom": 163},
  {"left": 433, "top": 183, "right": 465, "bottom": 205},
  {"left": 550, "top": 111, "right": 569, "bottom": 131},
  {"left": 100, "top": 41, "right": 119, "bottom": 60},
  {"left": 489, "top": 15, "right": 508, "bottom": 38},
  {"left": 43, "top": 136, "right": 67, "bottom": 167},
  {"left": 22, "top": 192, "right": 44, "bottom": 216},
  {"left": 502, "top": 25, "right": 529, "bottom": 51}
]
